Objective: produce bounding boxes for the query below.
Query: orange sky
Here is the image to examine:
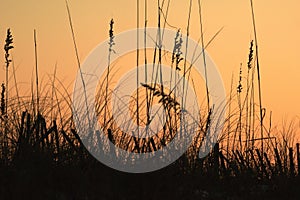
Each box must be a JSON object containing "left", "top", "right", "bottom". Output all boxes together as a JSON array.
[{"left": 0, "top": 0, "right": 299, "bottom": 124}]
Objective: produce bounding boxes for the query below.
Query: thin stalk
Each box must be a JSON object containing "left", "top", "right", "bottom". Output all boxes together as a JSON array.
[
  {"left": 65, "top": 0, "right": 91, "bottom": 130},
  {"left": 136, "top": 0, "right": 140, "bottom": 137},
  {"left": 245, "top": 40, "right": 254, "bottom": 153},
  {"left": 245, "top": 67, "right": 250, "bottom": 152},
  {"left": 104, "top": 19, "right": 115, "bottom": 129},
  {"left": 182, "top": 0, "right": 192, "bottom": 110},
  {"left": 250, "top": 0, "right": 264, "bottom": 153},
  {"left": 3, "top": 28, "right": 14, "bottom": 164},
  {"left": 34, "top": 30, "right": 39, "bottom": 115},
  {"left": 51, "top": 63, "right": 57, "bottom": 122},
  {"left": 237, "top": 63, "right": 243, "bottom": 151},
  {"left": 144, "top": 0, "right": 150, "bottom": 132},
  {"left": 160, "top": 0, "right": 171, "bottom": 43},
  {"left": 158, "top": 1, "right": 168, "bottom": 140},
  {"left": 5, "top": 59, "right": 8, "bottom": 117},
  {"left": 227, "top": 73, "right": 234, "bottom": 158},
  {"left": 198, "top": 0, "right": 210, "bottom": 113},
  {"left": 12, "top": 57, "right": 21, "bottom": 114},
  {"left": 30, "top": 73, "right": 36, "bottom": 115},
  {"left": 250, "top": 59, "right": 255, "bottom": 148}
]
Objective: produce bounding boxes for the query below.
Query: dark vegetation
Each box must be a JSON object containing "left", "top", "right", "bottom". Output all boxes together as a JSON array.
[{"left": 1, "top": 109, "right": 300, "bottom": 199}]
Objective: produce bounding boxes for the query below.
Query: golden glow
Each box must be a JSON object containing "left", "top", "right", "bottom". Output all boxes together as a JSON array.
[{"left": 0, "top": 0, "right": 299, "bottom": 124}]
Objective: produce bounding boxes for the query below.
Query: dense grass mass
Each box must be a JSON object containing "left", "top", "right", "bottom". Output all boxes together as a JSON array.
[{"left": 1, "top": 1, "right": 300, "bottom": 199}]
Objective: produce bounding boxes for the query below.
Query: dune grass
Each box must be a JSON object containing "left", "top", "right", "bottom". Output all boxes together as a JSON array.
[{"left": 0, "top": 0, "right": 300, "bottom": 199}]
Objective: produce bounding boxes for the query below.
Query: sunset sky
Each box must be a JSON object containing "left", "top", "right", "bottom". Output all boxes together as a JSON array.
[{"left": 0, "top": 0, "right": 299, "bottom": 124}]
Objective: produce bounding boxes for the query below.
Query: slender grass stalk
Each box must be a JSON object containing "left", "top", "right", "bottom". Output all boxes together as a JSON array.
[
  {"left": 136, "top": 0, "right": 140, "bottom": 137},
  {"left": 250, "top": 0, "right": 264, "bottom": 153},
  {"left": 34, "top": 30, "right": 40, "bottom": 115},
  {"left": 227, "top": 73, "right": 234, "bottom": 157},
  {"left": 147, "top": 2, "right": 171, "bottom": 123},
  {"left": 157, "top": 0, "right": 167, "bottom": 139},
  {"left": 250, "top": 56, "right": 255, "bottom": 148},
  {"left": 237, "top": 63, "right": 243, "bottom": 150},
  {"left": 104, "top": 19, "right": 115, "bottom": 129},
  {"left": 197, "top": 0, "right": 210, "bottom": 113},
  {"left": 4, "top": 29, "right": 14, "bottom": 115},
  {"left": 51, "top": 63, "right": 57, "bottom": 123},
  {"left": 3, "top": 28, "right": 14, "bottom": 164},
  {"left": 161, "top": 0, "right": 171, "bottom": 34},
  {"left": 65, "top": 0, "right": 91, "bottom": 130},
  {"left": 12, "top": 57, "right": 21, "bottom": 115},
  {"left": 245, "top": 40, "right": 254, "bottom": 153},
  {"left": 30, "top": 72, "right": 35, "bottom": 115},
  {"left": 1, "top": 83, "right": 5, "bottom": 116},
  {"left": 182, "top": 0, "right": 192, "bottom": 110},
  {"left": 4, "top": 28, "right": 14, "bottom": 116},
  {"left": 144, "top": 0, "right": 150, "bottom": 132},
  {"left": 172, "top": 30, "right": 183, "bottom": 134}
]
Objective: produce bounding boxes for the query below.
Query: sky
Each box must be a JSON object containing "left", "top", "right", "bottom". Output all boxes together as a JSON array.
[{"left": 0, "top": 0, "right": 299, "bottom": 124}]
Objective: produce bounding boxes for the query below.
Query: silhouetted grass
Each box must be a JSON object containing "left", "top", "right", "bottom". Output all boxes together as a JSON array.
[{"left": 1, "top": 1, "right": 300, "bottom": 199}]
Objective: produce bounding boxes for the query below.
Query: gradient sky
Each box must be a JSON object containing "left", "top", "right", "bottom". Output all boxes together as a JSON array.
[{"left": 0, "top": 0, "right": 299, "bottom": 124}]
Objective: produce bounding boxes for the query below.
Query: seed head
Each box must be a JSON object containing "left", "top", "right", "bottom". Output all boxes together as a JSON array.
[
  {"left": 247, "top": 40, "right": 254, "bottom": 70},
  {"left": 1, "top": 83, "right": 5, "bottom": 116},
  {"left": 108, "top": 19, "right": 115, "bottom": 53},
  {"left": 4, "top": 28, "right": 14, "bottom": 67}
]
